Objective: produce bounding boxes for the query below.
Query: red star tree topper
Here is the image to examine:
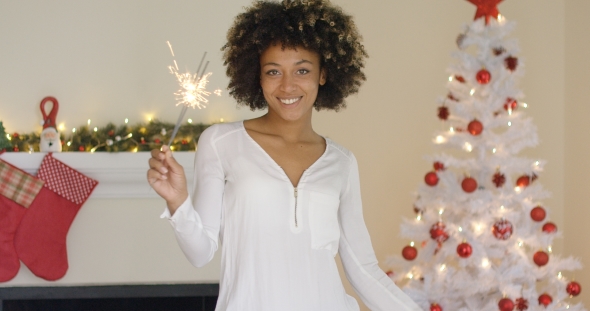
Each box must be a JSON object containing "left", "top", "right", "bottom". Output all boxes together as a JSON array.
[{"left": 467, "top": 0, "right": 503, "bottom": 24}]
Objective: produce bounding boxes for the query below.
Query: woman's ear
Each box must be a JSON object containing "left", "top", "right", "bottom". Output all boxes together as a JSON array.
[{"left": 319, "top": 68, "right": 327, "bottom": 86}]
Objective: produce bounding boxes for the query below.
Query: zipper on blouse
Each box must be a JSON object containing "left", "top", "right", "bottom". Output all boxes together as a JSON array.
[{"left": 294, "top": 187, "right": 299, "bottom": 228}]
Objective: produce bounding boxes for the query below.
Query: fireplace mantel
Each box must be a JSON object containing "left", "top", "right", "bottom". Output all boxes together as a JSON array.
[{"left": 0, "top": 152, "right": 195, "bottom": 199}]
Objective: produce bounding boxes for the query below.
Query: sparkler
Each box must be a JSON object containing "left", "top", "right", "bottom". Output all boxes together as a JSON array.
[{"left": 166, "top": 41, "right": 218, "bottom": 146}]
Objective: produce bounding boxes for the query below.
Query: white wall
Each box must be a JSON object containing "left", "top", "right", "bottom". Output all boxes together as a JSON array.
[{"left": 1, "top": 0, "right": 586, "bottom": 310}]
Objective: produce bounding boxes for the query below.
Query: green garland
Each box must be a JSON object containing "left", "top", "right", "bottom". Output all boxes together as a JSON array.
[{"left": 2, "top": 119, "right": 211, "bottom": 153}]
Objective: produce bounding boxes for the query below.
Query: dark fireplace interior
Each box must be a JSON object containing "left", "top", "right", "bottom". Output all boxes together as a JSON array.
[{"left": 0, "top": 284, "right": 218, "bottom": 311}]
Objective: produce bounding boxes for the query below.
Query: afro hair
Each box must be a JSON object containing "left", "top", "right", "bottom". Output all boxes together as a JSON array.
[{"left": 221, "top": 0, "right": 368, "bottom": 111}]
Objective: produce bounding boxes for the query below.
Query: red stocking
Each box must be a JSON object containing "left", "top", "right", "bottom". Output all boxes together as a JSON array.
[
  {"left": 0, "top": 159, "right": 44, "bottom": 282},
  {"left": 14, "top": 153, "right": 98, "bottom": 281}
]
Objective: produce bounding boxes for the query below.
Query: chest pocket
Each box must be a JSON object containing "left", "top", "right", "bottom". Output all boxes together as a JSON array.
[{"left": 308, "top": 191, "right": 340, "bottom": 256}]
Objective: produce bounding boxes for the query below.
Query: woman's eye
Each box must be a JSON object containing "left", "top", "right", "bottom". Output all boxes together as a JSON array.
[
  {"left": 266, "top": 70, "right": 279, "bottom": 76},
  {"left": 297, "top": 69, "right": 310, "bottom": 74}
]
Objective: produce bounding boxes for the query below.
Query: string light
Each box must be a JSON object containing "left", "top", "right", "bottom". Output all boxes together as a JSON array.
[
  {"left": 439, "top": 264, "right": 446, "bottom": 272},
  {"left": 470, "top": 89, "right": 475, "bottom": 96},
  {"left": 448, "top": 76, "right": 453, "bottom": 82},
  {"left": 435, "top": 135, "right": 446, "bottom": 144},
  {"left": 125, "top": 118, "right": 129, "bottom": 124},
  {"left": 87, "top": 119, "right": 91, "bottom": 126},
  {"left": 449, "top": 127, "right": 455, "bottom": 133},
  {"left": 72, "top": 128, "right": 76, "bottom": 133},
  {"left": 464, "top": 142, "right": 473, "bottom": 152},
  {"left": 548, "top": 245, "right": 553, "bottom": 253},
  {"left": 482, "top": 258, "right": 490, "bottom": 268},
  {"left": 458, "top": 227, "right": 463, "bottom": 232},
  {"left": 522, "top": 102, "right": 528, "bottom": 108},
  {"left": 94, "top": 127, "right": 98, "bottom": 132},
  {"left": 508, "top": 121, "right": 512, "bottom": 127},
  {"left": 188, "top": 119, "right": 193, "bottom": 124},
  {"left": 410, "top": 241, "right": 415, "bottom": 247},
  {"left": 492, "top": 148, "right": 497, "bottom": 154}
]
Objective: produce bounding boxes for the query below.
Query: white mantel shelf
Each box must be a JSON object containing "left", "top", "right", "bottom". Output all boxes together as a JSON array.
[{"left": 0, "top": 152, "right": 195, "bottom": 199}]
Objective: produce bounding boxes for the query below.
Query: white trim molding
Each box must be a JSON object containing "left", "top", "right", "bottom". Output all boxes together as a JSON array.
[{"left": 0, "top": 152, "right": 195, "bottom": 199}]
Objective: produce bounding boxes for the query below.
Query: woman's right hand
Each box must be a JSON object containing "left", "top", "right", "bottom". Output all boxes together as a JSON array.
[{"left": 147, "top": 145, "right": 189, "bottom": 214}]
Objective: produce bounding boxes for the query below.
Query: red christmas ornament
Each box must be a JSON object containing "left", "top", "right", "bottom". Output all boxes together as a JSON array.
[
  {"left": 425, "top": 172, "right": 439, "bottom": 186},
  {"left": 493, "top": 171, "right": 506, "bottom": 187},
  {"left": 498, "top": 298, "right": 514, "bottom": 311},
  {"left": 12, "top": 145, "right": 19, "bottom": 152},
  {"left": 108, "top": 130, "right": 115, "bottom": 137},
  {"left": 455, "top": 75, "right": 466, "bottom": 83},
  {"left": 516, "top": 175, "right": 530, "bottom": 188},
  {"left": 456, "top": 242, "right": 473, "bottom": 258},
  {"left": 12, "top": 132, "right": 19, "bottom": 139},
  {"left": 533, "top": 251, "right": 549, "bottom": 267},
  {"left": 402, "top": 245, "right": 418, "bottom": 261},
  {"left": 430, "top": 222, "right": 449, "bottom": 244},
  {"left": 467, "top": 0, "right": 504, "bottom": 24},
  {"left": 530, "top": 206, "right": 546, "bottom": 222},
  {"left": 413, "top": 205, "right": 422, "bottom": 214},
  {"left": 468, "top": 120, "right": 483, "bottom": 135},
  {"left": 181, "top": 139, "right": 188, "bottom": 145},
  {"left": 542, "top": 222, "right": 557, "bottom": 233},
  {"left": 461, "top": 177, "right": 478, "bottom": 193},
  {"left": 515, "top": 298, "right": 528, "bottom": 311},
  {"left": 567, "top": 281, "right": 582, "bottom": 297},
  {"left": 493, "top": 47, "right": 506, "bottom": 56},
  {"left": 505, "top": 56, "right": 518, "bottom": 71},
  {"left": 430, "top": 303, "right": 443, "bottom": 311},
  {"left": 154, "top": 138, "right": 161, "bottom": 144},
  {"left": 504, "top": 98, "right": 518, "bottom": 111},
  {"left": 476, "top": 69, "right": 492, "bottom": 84},
  {"left": 434, "top": 161, "right": 445, "bottom": 171},
  {"left": 492, "top": 219, "right": 513, "bottom": 240},
  {"left": 538, "top": 293, "right": 552, "bottom": 307},
  {"left": 140, "top": 137, "right": 146, "bottom": 144},
  {"left": 78, "top": 146, "right": 85, "bottom": 152},
  {"left": 438, "top": 106, "right": 450, "bottom": 120}
]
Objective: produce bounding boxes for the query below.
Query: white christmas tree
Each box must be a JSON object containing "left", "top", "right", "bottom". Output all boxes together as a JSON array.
[{"left": 388, "top": 1, "right": 586, "bottom": 311}]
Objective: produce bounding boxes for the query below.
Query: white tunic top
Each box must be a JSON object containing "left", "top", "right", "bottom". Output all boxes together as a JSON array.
[{"left": 162, "top": 121, "right": 421, "bottom": 311}]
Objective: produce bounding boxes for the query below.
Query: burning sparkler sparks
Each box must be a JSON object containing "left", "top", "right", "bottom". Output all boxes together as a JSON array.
[{"left": 165, "top": 41, "right": 221, "bottom": 146}]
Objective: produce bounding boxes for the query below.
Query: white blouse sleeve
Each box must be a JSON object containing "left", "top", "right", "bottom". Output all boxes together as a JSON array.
[
  {"left": 160, "top": 126, "right": 225, "bottom": 268},
  {"left": 338, "top": 154, "right": 422, "bottom": 311}
]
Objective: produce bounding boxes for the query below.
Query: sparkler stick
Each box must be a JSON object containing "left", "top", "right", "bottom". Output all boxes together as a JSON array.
[{"left": 165, "top": 41, "right": 218, "bottom": 147}]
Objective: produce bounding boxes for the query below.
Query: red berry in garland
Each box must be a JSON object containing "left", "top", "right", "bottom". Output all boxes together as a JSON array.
[
  {"left": 566, "top": 281, "right": 582, "bottom": 297},
  {"left": 456, "top": 242, "right": 473, "bottom": 258},
  {"left": 461, "top": 176, "right": 478, "bottom": 193},
  {"left": 492, "top": 219, "right": 513, "bottom": 240},
  {"left": 542, "top": 222, "right": 557, "bottom": 233},
  {"left": 438, "top": 106, "right": 450, "bottom": 121},
  {"left": 530, "top": 206, "right": 546, "bottom": 222},
  {"left": 12, "top": 145, "right": 19, "bottom": 152},
  {"left": 533, "top": 250, "right": 549, "bottom": 267},
  {"left": 78, "top": 146, "right": 85, "bottom": 152},
  {"left": 498, "top": 298, "right": 514, "bottom": 311},
  {"left": 12, "top": 132, "right": 19, "bottom": 139},
  {"left": 430, "top": 303, "right": 442, "bottom": 311},
  {"left": 505, "top": 56, "right": 518, "bottom": 71},
  {"left": 108, "top": 130, "right": 115, "bottom": 137},
  {"left": 430, "top": 222, "right": 449, "bottom": 244},
  {"left": 516, "top": 175, "right": 530, "bottom": 188},
  {"left": 154, "top": 138, "right": 161, "bottom": 144},
  {"left": 476, "top": 69, "right": 491, "bottom": 84},
  {"left": 425, "top": 171, "right": 439, "bottom": 186},
  {"left": 515, "top": 297, "right": 528, "bottom": 311},
  {"left": 468, "top": 119, "right": 483, "bottom": 135},
  {"left": 492, "top": 171, "right": 506, "bottom": 187},
  {"left": 538, "top": 293, "right": 552, "bottom": 307},
  {"left": 402, "top": 245, "right": 418, "bottom": 261}
]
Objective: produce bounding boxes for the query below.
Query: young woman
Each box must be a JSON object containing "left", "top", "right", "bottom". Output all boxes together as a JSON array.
[{"left": 148, "top": 1, "right": 421, "bottom": 310}]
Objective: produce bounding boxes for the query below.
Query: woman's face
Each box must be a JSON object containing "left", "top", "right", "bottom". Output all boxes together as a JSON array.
[{"left": 259, "top": 44, "right": 326, "bottom": 122}]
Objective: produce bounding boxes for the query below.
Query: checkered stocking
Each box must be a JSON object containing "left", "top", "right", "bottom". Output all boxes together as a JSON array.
[
  {"left": 14, "top": 153, "right": 98, "bottom": 281},
  {"left": 0, "top": 159, "right": 44, "bottom": 282}
]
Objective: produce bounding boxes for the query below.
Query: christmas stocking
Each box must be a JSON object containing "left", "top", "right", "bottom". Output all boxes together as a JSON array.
[
  {"left": 14, "top": 153, "right": 98, "bottom": 281},
  {"left": 0, "top": 159, "right": 44, "bottom": 282}
]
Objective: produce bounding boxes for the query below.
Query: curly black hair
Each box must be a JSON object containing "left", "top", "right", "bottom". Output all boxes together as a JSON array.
[{"left": 221, "top": 0, "right": 368, "bottom": 111}]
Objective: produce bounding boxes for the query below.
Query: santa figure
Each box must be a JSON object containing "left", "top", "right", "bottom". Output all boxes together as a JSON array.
[{"left": 39, "top": 96, "right": 62, "bottom": 153}]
